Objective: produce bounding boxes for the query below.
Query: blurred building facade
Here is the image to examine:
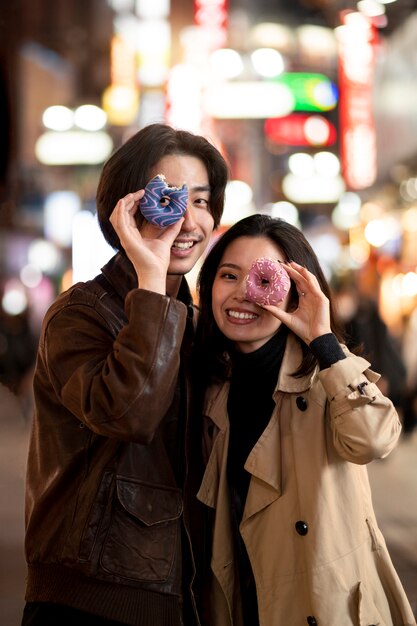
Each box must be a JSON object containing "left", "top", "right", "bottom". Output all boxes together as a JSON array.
[{"left": 0, "top": 0, "right": 417, "bottom": 407}]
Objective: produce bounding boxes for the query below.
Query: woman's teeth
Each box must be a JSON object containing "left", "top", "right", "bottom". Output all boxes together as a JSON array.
[{"left": 228, "top": 310, "right": 257, "bottom": 320}]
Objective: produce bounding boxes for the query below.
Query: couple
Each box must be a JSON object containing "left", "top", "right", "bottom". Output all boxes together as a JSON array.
[{"left": 21, "top": 124, "right": 415, "bottom": 626}]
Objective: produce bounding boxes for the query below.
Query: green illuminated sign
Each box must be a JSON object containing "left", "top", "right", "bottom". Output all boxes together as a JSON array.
[{"left": 273, "top": 73, "right": 338, "bottom": 111}]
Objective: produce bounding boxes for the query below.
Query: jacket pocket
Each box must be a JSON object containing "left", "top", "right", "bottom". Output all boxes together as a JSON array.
[
  {"left": 357, "top": 581, "right": 385, "bottom": 626},
  {"left": 99, "top": 478, "right": 183, "bottom": 582}
]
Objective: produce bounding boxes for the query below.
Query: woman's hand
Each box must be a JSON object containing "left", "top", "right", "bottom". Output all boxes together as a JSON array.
[
  {"left": 109, "top": 191, "right": 184, "bottom": 294},
  {"left": 263, "top": 261, "right": 331, "bottom": 345}
]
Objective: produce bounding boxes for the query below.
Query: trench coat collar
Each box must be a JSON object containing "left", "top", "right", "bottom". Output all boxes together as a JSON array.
[
  {"left": 202, "top": 334, "right": 319, "bottom": 517},
  {"left": 245, "top": 335, "right": 317, "bottom": 505},
  {"left": 273, "top": 333, "right": 318, "bottom": 394},
  {"left": 205, "top": 333, "right": 317, "bottom": 433}
]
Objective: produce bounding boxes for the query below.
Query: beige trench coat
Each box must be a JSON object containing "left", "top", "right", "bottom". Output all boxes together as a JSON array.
[{"left": 197, "top": 335, "right": 416, "bottom": 626}]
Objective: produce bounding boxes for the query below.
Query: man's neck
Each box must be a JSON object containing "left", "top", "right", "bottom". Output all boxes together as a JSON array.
[{"left": 166, "top": 274, "right": 183, "bottom": 298}]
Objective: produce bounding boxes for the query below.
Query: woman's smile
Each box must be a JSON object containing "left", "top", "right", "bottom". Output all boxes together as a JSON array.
[
  {"left": 212, "top": 236, "right": 290, "bottom": 353},
  {"left": 226, "top": 308, "right": 259, "bottom": 322}
]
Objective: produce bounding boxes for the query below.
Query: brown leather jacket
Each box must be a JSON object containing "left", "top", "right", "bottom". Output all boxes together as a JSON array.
[{"left": 24, "top": 252, "right": 204, "bottom": 626}]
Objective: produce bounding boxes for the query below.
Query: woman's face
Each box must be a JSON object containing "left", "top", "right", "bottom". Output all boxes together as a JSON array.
[{"left": 212, "top": 236, "right": 291, "bottom": 353}]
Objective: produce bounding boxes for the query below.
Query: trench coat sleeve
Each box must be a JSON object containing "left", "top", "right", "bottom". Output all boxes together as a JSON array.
[
  {"left": 39, "top": 288, "right": 187, "bottom": 442},
  {"left": 318, "top": 353, "right": 402, "bottom": 464}
]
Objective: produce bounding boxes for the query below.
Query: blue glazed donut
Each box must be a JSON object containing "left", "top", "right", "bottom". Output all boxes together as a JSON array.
[{"left": 139, "top": 174, "right": 188, "bottom": 227}]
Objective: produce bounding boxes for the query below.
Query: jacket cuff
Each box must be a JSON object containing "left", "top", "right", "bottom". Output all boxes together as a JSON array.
[
  {"left": 318, "top": 354, "right": 378, "bottom": 399},
  {"left": 310, "top": 333, "right": 346, "bottom": 370}
]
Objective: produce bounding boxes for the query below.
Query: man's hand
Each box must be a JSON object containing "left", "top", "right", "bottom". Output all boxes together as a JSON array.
[{"left": 109, "top": 191, "right": 184, "bottom": 294}]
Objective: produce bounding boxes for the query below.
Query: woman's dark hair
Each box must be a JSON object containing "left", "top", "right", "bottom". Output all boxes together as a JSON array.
[
  {"left": 195, "top": 214, "right": 344, "bottom": 386},
  {"left": 96, "top": 123, "right": 229, "bottom": 251}
]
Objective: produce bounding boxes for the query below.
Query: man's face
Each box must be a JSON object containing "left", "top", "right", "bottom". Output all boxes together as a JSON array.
[{"left": 146, "top": 154, "right": 214, "bottom": 277}]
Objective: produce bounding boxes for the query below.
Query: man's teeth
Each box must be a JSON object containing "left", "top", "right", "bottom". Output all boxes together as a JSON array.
[
  {"left": 228, "top": 310, "right": 257, "bottom": 320},
  {"left": 173, "top": 241, "right": 193, "bottom": 249}
]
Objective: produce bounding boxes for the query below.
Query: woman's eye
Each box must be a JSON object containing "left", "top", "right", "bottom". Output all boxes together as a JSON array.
[{"left": 220, "top": 272, "right": 237, "bottom": 280}]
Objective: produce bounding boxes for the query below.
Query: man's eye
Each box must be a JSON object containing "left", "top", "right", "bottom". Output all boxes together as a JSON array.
[
  {"left": 194, "top": 198, "right": 209, "bottom": 208},
  {"left": 160, "top": 196, "right": 171, "bottom": 207}
]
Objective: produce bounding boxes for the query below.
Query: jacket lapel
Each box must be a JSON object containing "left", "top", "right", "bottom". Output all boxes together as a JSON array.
[
  {"left": 199, "top": 335, "right": 318, "bottom": 520},
  {"left": 243, "top": 335, "right": 316, "bottom": 521}
]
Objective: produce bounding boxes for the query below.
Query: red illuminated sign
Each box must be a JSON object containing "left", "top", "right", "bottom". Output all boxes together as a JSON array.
[
  {"left": 265, "top": 114, "right": 337, "bottom": 146},
  {"left": 194, "top": 0, "right": 228, "bottom": 49},
  {"left": 338, "top": 12, "right": 378, "bottom": 190}
]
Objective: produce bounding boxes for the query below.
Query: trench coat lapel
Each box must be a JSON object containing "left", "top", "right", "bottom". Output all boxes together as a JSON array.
[
  {"left": 199, "top": 335, "right": 317, "bottom": 519},
  {"left": 243, "top": 335, "right": 316, "bottom": 522}
]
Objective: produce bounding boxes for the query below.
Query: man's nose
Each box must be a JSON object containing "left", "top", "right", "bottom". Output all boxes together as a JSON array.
[{"left": 181, "top": 203, "right": 197, "bottom": 231}]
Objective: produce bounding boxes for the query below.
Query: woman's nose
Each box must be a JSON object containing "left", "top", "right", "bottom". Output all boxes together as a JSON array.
[{"left": 234, "top": 277, "right": 249, "bottom": 301}]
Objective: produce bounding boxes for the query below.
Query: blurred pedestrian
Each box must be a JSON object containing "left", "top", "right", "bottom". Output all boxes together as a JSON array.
[
  {"left": 402, "top": 306, "right": 417, "bottom": 433},
  {"left": 0, "top": 308, "right": 37, "bottom": 418},
  {"left": 194, "top": 214, "right": 416, "bottom": 626},
  {"left": 21, "top": 123, "right": 229, "bottom": 626},
  {"left": 332, "top": 273, "right": 406, "bottom": 407}
]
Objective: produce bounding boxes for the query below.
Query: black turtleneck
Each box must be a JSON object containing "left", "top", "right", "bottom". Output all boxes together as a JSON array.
[
  {"left": 227, "top": 328, "right": 288, "bottom": 626},
  {"left": 227, "top": 326, "right": 288, "bottom": 509}
]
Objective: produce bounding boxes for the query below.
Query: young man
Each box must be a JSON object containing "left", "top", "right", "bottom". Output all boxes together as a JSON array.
[{"left": 21, "top": 123, "right": 229, "bottom": 626}]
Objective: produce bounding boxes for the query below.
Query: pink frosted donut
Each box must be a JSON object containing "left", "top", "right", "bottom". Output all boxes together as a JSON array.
[{"left": 245, "top": 258, "right": 291, "bottom": 306}]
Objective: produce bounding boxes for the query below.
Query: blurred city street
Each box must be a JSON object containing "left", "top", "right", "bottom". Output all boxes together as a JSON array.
[
  {"left": 1, "top": 1, "right": 417, "bottom": 625},
  {"left": 1, "top": 382, "right": 416, "bottom": 626}
]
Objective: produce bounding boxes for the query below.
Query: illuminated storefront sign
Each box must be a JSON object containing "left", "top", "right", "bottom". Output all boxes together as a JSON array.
[
  {"left": 273, "top": 72, "right": 338, "bottom": 111},
  {"left": 167, "top": 0, "right": 228, "bottom": 130},
  {"left": 204, "top": 81, "right": 294, "bottom": 119},
  {"left": 265, "top": 114, "right": 337, "bottom": 146},
  {"left": 102, "top": 35, "right": 139, "bottom": 125},
  {"left": 194, "top": 0, "right": 228, "bottom": 50},
  {"left": 337, "top": 11, "right": 378, "bottom": 189},
  {"left": 35, "top": 130, "right": 113, "bottom": 165}
]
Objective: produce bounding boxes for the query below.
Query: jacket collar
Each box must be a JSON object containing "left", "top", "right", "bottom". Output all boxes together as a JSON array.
[
  {"left": 274, "top": 333, "right": 318, "bottom": 395},
  {"left": 100, "top": 252, "right": 193, "bottom": 306},
  {"left": 203, "top": 333, "right": 319, "bottom": 516}
]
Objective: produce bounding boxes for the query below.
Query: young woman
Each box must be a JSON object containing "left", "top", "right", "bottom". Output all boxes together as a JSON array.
[{"left": 194, "top": 214, "right": 416, "bottom": 626}]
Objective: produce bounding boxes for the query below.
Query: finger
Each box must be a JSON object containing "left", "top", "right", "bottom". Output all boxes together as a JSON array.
[
  {"left": 124, "top": 190, "right": 144, "bottom": 204},
  {"left": 141, "top": 217, "right": 185, "bottom": 243},
  {"left": 110, "top": 191, "right": 144, "bottom": 222},
  {"left": 262, "top": 304, "right": 293, "bottom": 326},
  {"left": 157, "top": 217, "right": 185, "bottom": 243},
  {"left": 285, "top": 262, "right": 322, "bottom": 295},
  {"left": 282, "top": 263, "right": 308, "bottom": 295}
]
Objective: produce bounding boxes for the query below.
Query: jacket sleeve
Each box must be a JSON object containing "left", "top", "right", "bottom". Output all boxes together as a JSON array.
[
  {"left": 40, "top": 288, "right": 187, "bottom": 443},
  {"left": 318, "top": 353, "right": 402, "bottom": 464}
]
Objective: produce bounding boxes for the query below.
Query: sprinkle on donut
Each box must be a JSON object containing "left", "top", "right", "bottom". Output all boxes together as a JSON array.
[{"left": 245, "top": 257, "right": 291, "bottom": 306}]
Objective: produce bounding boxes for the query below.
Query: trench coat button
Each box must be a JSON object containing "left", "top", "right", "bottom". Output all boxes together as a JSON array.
[
  {"left": 296, "top": 396, "right": 308, "bottom": 411},
  {"left": 306, "top": 617, "right": 317, "bottom": 625},
  {"left": 295, "top": 520, "right": 308, "bottom": 535}
]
